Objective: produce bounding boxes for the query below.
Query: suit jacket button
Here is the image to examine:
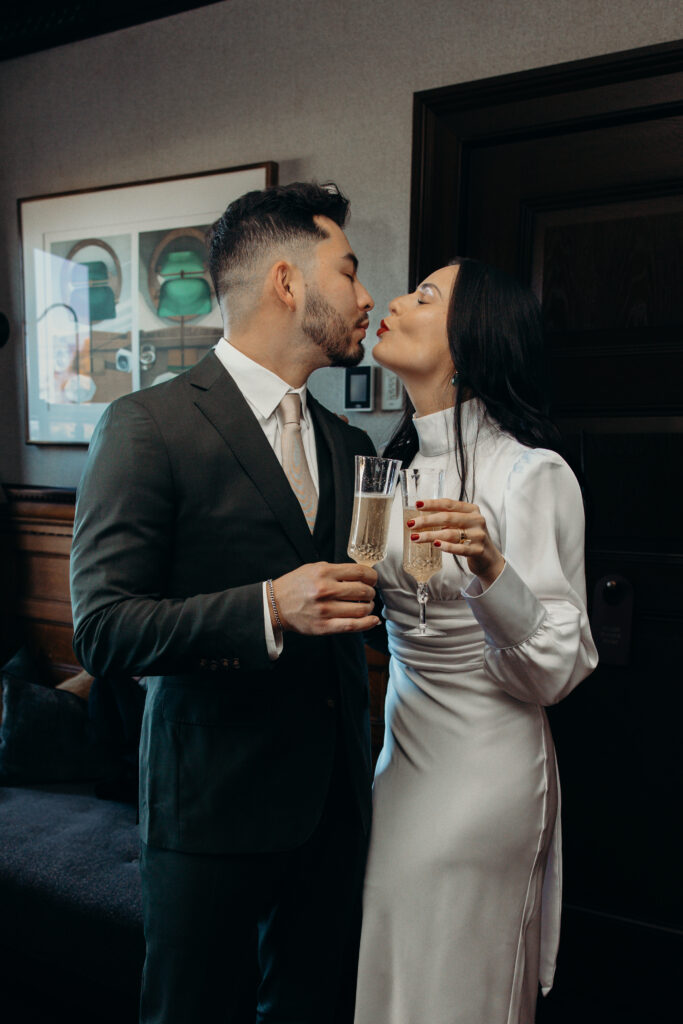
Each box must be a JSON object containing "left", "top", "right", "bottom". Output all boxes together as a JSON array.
[
  {"left": 233, "top": 658, "right": 240, "bottom": 669},
  {"left": 209, "top": 660, "right": 218, "bottom": 671},
  {"left": 327, "top": 697, "right": 336, "bottom": 709},
  {"left": 221, "top": 658, "right": 230, "bottom": 669},
  {"left": 200, "top": 658, "right": 208, "bottom": 668}
]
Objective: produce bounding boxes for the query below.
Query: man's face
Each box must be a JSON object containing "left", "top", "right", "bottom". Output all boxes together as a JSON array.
[{"left": 301, "top": 217, "right": 374, "bottom": 367}]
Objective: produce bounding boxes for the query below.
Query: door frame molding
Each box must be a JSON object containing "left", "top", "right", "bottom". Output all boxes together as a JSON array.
[{"left": 410, "top": 39, "right": 683, "bottom": 287}]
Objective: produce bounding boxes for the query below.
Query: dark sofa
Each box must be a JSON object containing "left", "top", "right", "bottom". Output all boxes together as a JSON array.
[
  {"left": 0, "top": 782, "right": 143, "bottom": 1023},
  {"left": 0, "top": 655, "right": 145, "bottom": 1024}
]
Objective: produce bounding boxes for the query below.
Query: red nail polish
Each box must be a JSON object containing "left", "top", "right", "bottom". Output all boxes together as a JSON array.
[
  {"left": 406, "top": 519, "right": 415, "bottom": 527},
  {"left": 415, "top": 501, "right": 424, "bottom": 508},
  {"left": 434, "top": 540, "right": 441, "bottom": 547},
  {"left": 410, "top": 533, "right": 419, "bottom": 541}
]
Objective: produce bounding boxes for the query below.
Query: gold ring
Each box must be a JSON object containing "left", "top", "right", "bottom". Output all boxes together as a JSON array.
[{"left": 459, "top": 529, "right": 467, "bottom": 543}]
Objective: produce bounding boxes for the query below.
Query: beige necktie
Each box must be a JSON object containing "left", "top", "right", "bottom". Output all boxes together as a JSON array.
[{"left": 279, "top": 392, "right": 318, "bottom": 531}]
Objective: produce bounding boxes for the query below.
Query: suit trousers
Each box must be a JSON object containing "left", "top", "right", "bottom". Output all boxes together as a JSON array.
[{"left": 139, "top": 732, "right": 368, "bottom": 1024}]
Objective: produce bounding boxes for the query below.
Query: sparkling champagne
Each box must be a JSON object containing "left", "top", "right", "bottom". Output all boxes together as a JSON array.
[
  {"left": 402, "top": 508, "right": 442, "bottom": 583},
  {"left": 347, "top": 494, "right": 394, "bottom": 566}
]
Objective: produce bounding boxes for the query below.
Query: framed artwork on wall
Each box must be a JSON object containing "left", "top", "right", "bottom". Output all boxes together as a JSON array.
[{"left": 19, "top": 161, "right": 277, "bottom": 445}]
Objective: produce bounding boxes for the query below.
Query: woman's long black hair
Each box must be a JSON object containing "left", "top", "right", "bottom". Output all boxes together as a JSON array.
[{"left": 382, "top": 257, "right": 564, "bottom": 502}]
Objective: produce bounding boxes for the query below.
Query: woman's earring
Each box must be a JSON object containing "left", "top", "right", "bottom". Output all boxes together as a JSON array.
[{"left": 450, "top": 371, "right": 459, "bottom": 386}]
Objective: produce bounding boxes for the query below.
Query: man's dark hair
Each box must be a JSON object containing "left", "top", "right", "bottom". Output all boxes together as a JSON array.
[{"left": 207, "top": 181, "right": 350, "bottom": 322}]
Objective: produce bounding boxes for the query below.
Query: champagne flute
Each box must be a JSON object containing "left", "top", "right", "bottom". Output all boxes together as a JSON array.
[
  {"left": 400, "top": 466, "right": 445, "bottom": 636},
  {"left": 347, "top": 455, "right": 402, "bottom": 566}
]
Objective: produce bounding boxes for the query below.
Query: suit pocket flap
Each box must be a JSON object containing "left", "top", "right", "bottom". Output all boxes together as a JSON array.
[{"left": 161, "top": 679, "right": 273, "bottom": 725}]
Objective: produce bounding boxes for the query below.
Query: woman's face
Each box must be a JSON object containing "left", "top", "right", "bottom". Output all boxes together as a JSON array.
[{"left": 373, "top": 264, "right": 458, "bottom": 385}]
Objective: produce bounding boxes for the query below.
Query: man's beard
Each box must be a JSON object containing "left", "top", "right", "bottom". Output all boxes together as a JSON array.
[{"left": 302, "top": 288, "right": 364, "bottom": 367}]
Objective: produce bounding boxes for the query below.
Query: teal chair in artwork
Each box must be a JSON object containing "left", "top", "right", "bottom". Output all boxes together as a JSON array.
[
  {"left": 70, "top": 260, "right": 117, "bottom": 323},
  {"left": 44, "top": 246, "right": 121, "bottom": 403},
  {"left": 60, "top": 239, "right": 122, "bottom": 401},
  {"left": 157, "top": 251, "right": 212, "bottom": 317},
  {"left": 156, "top": 249, "right": 212, "bottom": 369}
]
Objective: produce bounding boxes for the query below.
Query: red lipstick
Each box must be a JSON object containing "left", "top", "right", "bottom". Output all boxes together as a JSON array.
[{"left": 377, "top": 319, "right": 389, "bottom": 337}]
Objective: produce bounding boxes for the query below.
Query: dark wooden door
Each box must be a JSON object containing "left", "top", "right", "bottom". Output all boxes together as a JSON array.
[{"left": 411, "top": 41, "right": 683, "bottom": 1024}]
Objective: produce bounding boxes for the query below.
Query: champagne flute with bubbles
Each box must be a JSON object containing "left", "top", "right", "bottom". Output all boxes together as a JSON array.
[
  {"left": 347, "top": 455, "right": 402, "bottom": 566},
  {"left": 401, "top": 466, "right": 445, "bottom": 636}
]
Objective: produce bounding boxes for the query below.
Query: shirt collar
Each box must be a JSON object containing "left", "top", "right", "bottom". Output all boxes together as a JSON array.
[{"left": 214, "top": 337, "right": 309, "bottom": 421}]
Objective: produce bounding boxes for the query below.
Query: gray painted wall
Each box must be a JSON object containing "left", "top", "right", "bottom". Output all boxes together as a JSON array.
[{"left": 2, "top": 0, "right": 682, "bottom": 487}]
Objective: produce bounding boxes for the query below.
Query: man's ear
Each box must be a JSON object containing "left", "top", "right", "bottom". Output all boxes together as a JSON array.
[{"left": 271, "top": 260, "right": 299, "bottom": 313}]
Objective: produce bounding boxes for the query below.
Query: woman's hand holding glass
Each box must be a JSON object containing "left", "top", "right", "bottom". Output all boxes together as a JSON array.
[{"left": 407, "top": 499, "right": 506, "bottom": 589}]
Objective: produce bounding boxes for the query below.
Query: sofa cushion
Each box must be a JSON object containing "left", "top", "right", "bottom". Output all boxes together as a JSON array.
[
  {"left": 1, "top": 645, "right": 54, "bottom": 687},
  {"left": 0, "top": 783, "right": 144, "bottom": 996},
  {"left": 0, "top": 677, "right": 107, "bottom": 783}
]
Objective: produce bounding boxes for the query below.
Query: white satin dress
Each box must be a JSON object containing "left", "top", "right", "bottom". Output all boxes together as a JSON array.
[{"left": 354, "top": 401, "right": 598, "bottom": 1024}]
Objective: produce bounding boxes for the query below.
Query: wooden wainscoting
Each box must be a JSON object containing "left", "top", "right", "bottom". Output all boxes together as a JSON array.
[{"left": 0, "top": 485, "right": 78, "bottom": 680}]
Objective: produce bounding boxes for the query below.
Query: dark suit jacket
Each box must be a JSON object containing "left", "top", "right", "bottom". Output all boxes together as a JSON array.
[{"left": 70, "top": 352, "right": 376, "bottom": 855}]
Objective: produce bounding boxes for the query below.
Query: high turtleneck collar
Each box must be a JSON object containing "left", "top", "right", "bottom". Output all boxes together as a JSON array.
[{"left": 413, "top": 398, "right": 497, "bottom": 457}]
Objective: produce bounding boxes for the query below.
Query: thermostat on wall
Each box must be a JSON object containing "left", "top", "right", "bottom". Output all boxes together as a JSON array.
[
  {"left": 380, "top": 369, "right": 404, "bottom": 410},
  {"left": 344, "top": 366, "right": 374, "bottom": 412}
]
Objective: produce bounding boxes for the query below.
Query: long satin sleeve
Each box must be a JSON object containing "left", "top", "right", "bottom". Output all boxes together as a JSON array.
[{"left": 462, "top": 449, "right": 598, "bottom": 705}]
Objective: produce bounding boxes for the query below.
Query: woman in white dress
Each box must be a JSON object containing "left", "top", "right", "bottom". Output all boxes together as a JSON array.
[{"left": 354, "top": 258, "right": 598, "bottom": 1024}]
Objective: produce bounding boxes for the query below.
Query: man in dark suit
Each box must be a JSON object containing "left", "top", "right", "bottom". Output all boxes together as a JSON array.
[{"left": 70, "top": 182, "right": 380, "bottom": 1023}]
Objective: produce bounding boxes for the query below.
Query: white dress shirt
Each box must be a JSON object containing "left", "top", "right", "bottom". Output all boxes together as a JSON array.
[{"left": 214, "top": 337, "right": 319, "bottom": 658}]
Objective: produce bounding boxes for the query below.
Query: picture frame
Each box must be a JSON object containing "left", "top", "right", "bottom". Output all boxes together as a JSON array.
[{"left": 19, "top": 162, "right": 277, "bottom": 445}]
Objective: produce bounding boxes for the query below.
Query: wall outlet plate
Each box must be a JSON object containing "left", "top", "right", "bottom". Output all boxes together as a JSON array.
[{"left": 380, "top": 369, "right": 404, "bottom": 410}]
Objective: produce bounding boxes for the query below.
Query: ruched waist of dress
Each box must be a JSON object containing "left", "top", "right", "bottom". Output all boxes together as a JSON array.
[{"left": 385, "top": 618, "right": 486, "bottom": 676}]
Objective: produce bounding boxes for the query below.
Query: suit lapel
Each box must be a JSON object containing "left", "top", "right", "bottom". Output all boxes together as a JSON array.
[
  {"left": 308, "top": 396, "right": 354, "bottom": 562},
  {"left": 189, "top": 353, "right": 319, "bottom": 565}
]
